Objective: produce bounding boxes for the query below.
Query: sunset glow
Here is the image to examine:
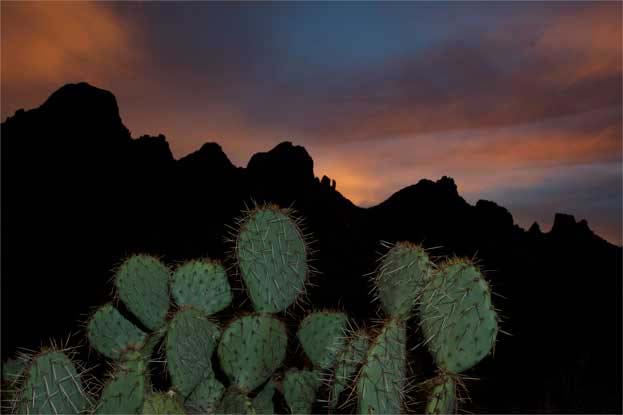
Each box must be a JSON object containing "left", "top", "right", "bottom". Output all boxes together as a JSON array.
[{"left": 2, "top": 2, "right": 621, "bottom": 244}]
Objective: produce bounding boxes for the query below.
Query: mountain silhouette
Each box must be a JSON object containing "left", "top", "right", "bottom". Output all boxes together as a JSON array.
[{"left": 2, "top": 83, "right": 621, "bottom": 413}]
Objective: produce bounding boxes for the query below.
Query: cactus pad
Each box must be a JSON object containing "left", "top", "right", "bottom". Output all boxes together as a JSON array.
[
  {"left": 426, "top": 374, "right": 456, "bottom": 415},
  {"left": 186, "top": 376, "right": 225, "bottom": 414},
  {"left": 283, "top": 368, "right": 323, "bottom": 414},
  {"left": 171, "top": 260, "right": 232, "bottom": 315},
  {"left": 376, "top": 242, "right": 433, "bottom": 318},
  {"left": 235, "top": 206, "right": 308, "bottom": 313},
  {"left": 142, "top": 392, "right": 186, "bottom": 414},
  {"left": 216, "top": 387, "right": 255, "bottom": 415},
  {"left": 298, "top": 311, "right": 349, "bottom": 370},
  {"left": 419, "top": 260, "right": 498, "bottom": 373},
  {"left": 166, "top": 308, "right": 221, "bottom": 397},
  {"left": 115, "top": 254, "right": 170, "bottom": 331},
  {"left": 356, "top": 318, "right": 406, "bottom": 415},
  {"left": 96, "top": 352, "right": 147, "bottom": 414},
  {"left": 87, "top": 304, "right": 147, "bottom": 360},
  {"left": 17, "top": 351, "right": 90, "bottom": 415},
  {"left": 218, "top": 314, "right": 287, "bottom": 391},
  {"left": 329, "top": 330, "right": 370, "bottom": 409},
  {"left": 253, "top": 380, "right": 276, "bottom": 414}
]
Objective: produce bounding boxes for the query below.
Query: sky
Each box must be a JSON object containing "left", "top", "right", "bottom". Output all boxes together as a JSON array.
[{"left": 1, "top": 1, "right": 621, "bottom": 245}]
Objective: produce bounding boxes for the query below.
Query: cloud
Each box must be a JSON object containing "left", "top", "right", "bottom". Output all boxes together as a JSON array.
[
  {"left": 1, "top": 2, "right": 142, "bottom": 118},
  {"left": 313, "top": 106, "right": 621, "bottom": 205},
  {"left": 237, "top": 2, "right": 621, "bottom": 145}
]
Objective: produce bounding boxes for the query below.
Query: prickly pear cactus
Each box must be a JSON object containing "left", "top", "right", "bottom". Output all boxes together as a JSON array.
[
  {"left": 186, "top": 376, "right": 225, "bottom": 414},
  {"left": 253, "top": 380, "right": 276, "bottom": 415},
  {"left": 96, "top": 352, "right": 148, "bottom": 414},
  {"left": 171, "top": 260, "right": 232, "bottom": 315},
  {"left": 142, "top": 392, "right": 186, "bottom": 414},
  {"left": 356, "top": 318, "right": 406, "bottom": 415},
  {"left": 375, "top": 241, "right": 433, "bottom": 318},
  {"left": 298, "top": 311, "right": 349, "bottom": 370},
  {"left": 235, "top": 205, "right": 308, "bottom": 313},
  {"left": 419, "top": 259, "right": 498, "bottom": 373},
  {"left": 115, "top": 254, "right": 170, "bottom": 331},
  {"left": 87, "top": 304, "right": 147, "bottom": 360},
  {"left": 16, "top": 350, "right": 90, "bottom": 415},
  {"left": 283, "top": 368, "right": 323, "bottom": 414},
  {"left": 328, "top": 330, "right": 370, "bottom": 409},
  {"left": 425, "top": 374, "right": 456, "bottom": 415},
  {"left": 166, "top": 308, "right": 221, "bottom": 397},
  {"left": 217, "top": 314, "right": 288, "bottom": 391},
  {"left": 6, "top": 208, "right": 503, "bottom": 415},
  {"left": 216, "top": 387, "right": 255, "bottom": 415}
]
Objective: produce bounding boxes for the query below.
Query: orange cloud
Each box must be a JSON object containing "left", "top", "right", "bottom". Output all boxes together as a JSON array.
[
  {"left": 1, "top": 2, "right": 141, "bottom": 118},
  {"left": 531, "top": 4, "right": 622, "bottom": 85},
  {"left": 313, "top": 107, "right": 621, "bottom": 206}
]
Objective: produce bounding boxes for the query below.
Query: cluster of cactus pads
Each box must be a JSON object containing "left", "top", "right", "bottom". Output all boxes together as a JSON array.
[{"left": 3, "top": 204, "right": 499, "bottom": 414}]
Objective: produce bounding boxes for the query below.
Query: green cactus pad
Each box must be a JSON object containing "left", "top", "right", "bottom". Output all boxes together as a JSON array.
[
  {"left": 2, "top": 357, "right": 27, "bottom": 384},
  {"left": 419, "top": 260, "right": 498, "bottom": 373},
  {"left": 186, "top": 376, "right": 225, "bottom": 414},
  {"left": 218, "top": 314, "right": 287, "bottom": 391},
  {"left": 376, "top": 242, "right": 433, "bottom": 318},
  {"left": 283, "top": 368, "right": 323, "bottom": 414},
  {"left": 356, "top": 318, "right": 406, "bottom": 415},
  {"left": 17, "top": 351, "right": 90, "bottom": 415},
  {"left": 142, "top": 392, "right": 186, "bottom": 414},
  {"left": 253, "top": 380, "right": 276, "bottom": 415},
  {"left": 236, "top": 206, "right": 308, "bottom": 313},
  {"left": 166, "top": 308, "right": 221, "bottom": 397},
  {"left": 171, "top": 260, "right": 232, "bottom": 315},
  {"left": 298, "top": 311, "right": 349, "bottom": 370},
  {"left": 115, "top": 254, "right": 170, "bottom": 331},
  {"left": 426, "top": 374, "right": 456, "bottom": 415},
  {"left": 87, "top": 304, "right": 147, "bottom": 360},
  {"left": 96, "top": 352, "right": 148, "bottom": 414},
  {"left": 216, "top": 387, "right": 255, "bottom": 415},
  {"left": 329, "top": 330, "right": 370, "bottom": 409}
]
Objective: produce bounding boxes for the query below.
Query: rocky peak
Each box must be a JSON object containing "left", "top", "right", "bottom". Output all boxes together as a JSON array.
[
  {"left": 529, "top": 222, "right": 542, "bottom": 234},
  {"left": 179, "top": 142, "right": 235, "bottom": 172},
  {"left": 38, "top": 82, "right": 130, "bottom": 140},
  {"left": 246, "top": 141, "right": 315, "bottom": 184},
  {"left": 550, "top": 213, "right": 595, "bottom": 239}
]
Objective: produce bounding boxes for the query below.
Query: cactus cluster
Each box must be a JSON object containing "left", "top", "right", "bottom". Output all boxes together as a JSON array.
[{"left": 3, "top": 204, "right": 499, "bottom": 414}]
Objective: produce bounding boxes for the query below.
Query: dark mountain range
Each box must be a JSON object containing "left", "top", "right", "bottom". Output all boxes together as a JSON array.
[{"left": 2, "top": 83, "right": 621, "bottom": 413}]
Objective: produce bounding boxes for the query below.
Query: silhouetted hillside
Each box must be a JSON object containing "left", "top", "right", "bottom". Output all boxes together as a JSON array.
[{"left": 2, "top": 83, "right": 621, "bottom": 413}]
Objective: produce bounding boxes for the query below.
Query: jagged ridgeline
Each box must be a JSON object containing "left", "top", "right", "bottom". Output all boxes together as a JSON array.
[{"left": 1, "top": 205, "right": 499, "bottom": 414}]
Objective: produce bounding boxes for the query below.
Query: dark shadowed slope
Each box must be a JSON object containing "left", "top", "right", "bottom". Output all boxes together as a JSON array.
[{"left": 2, "top": 83, "right": 621, "bottom": 413}]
